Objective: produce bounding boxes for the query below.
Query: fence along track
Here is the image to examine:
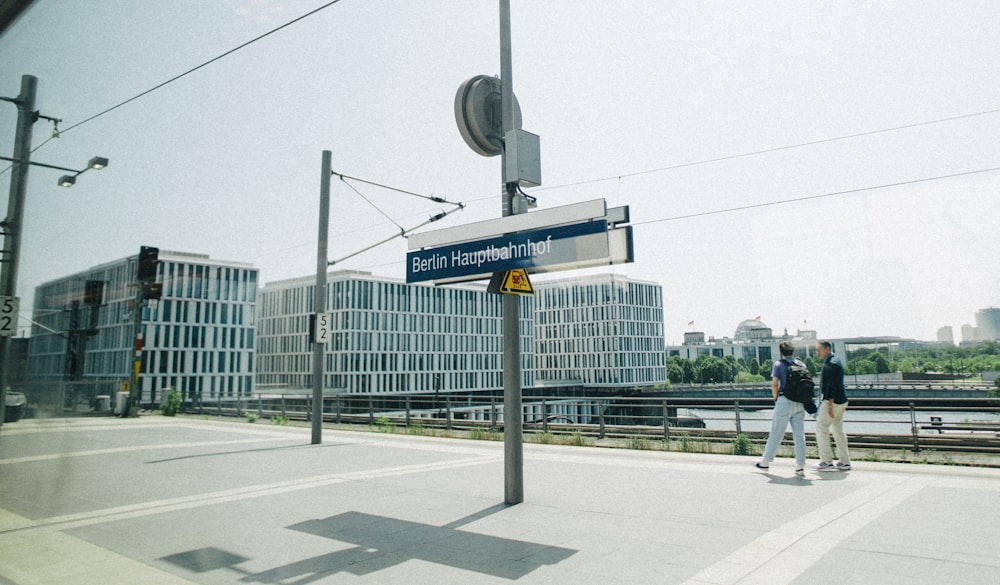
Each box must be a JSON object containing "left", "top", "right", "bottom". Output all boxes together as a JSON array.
[
  {"left": 17, "top": 384, "right": 998, "bottom": 458},
  {"left": 177, "top": 393, "right": 1000, "bottom": 458}
]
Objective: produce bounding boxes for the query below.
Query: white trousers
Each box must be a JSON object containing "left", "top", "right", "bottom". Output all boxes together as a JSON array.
[{"left": 816, "top": 400, "right": 851, "bottom": 464}]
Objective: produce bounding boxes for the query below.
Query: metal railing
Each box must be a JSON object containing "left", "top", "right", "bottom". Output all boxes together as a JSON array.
[
  {"left": 10, "top": 380, "right": 998, "bottom": 457},
  {"left": 174, "top": 392, "right": 1000, "bottom": 456}
]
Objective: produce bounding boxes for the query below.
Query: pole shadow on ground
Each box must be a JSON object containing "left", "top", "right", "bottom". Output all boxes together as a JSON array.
[{"left": 160, "top": 507, "right": 577, "bottom": 583}]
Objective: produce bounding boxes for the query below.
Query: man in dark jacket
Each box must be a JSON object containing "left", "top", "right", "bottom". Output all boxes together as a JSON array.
[{"left": 815, "top": 340, "right": 851, "bottom": 471}]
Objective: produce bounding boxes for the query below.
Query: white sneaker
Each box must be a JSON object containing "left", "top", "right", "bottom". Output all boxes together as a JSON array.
[
  {"left": 795, "top": 467, "right": 805, "bottom": 476},
  {"left": 815, "top": 461, "right": 835, "bottom": 471}
]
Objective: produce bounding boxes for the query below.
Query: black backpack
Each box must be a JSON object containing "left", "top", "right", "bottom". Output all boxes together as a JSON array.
[{"left": 782, "top": 358, "right": 815, "bottom": 404}]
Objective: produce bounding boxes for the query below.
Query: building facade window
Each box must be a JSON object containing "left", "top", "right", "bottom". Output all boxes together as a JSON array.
[
  {"left": 255, "top": 272, "right": 535, "bottom": 394},
  {"left": 28, "top": 251, "right": 257, "bottom": 406}
]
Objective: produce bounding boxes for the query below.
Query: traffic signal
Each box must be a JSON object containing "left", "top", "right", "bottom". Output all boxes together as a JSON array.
[
  {"left": 84, "top": 280, "right": 104, "bottom": 306},
  {"left": 137, "top": 246, "right": 159, "bottom": 282},
  {"left": 141, "top": 281, "right": 163, "bottom": 301}
]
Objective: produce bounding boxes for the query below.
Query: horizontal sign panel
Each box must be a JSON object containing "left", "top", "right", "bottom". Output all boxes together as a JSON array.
[
  {"left": 408, "top": 199, "right": 607, "bottom": 250},
  {"left": 431, "top": 225, "right": 634, "bottom": 286},
  {"left": 407, "top": 220, "right": 609, "bottom": 283}
]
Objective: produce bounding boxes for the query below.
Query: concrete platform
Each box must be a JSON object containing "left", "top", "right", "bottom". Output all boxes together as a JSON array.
[{"left": 1, "top": 415, "right": 998, "bottom": 585}]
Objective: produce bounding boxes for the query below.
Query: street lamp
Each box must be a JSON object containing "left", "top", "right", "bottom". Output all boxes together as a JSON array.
[
  {"left": 0, "top": 74, "right": 108, "bottom": 437},
  {"left": 0, "top": 155, "right": 109, "bottom": 188}
]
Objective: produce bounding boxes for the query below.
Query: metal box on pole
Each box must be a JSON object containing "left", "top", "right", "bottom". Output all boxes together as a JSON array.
[{"left": 504, "top": 129, "right": 541, "bottom": 188}]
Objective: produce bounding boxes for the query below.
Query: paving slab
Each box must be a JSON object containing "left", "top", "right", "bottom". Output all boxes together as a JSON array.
[{"left": 1, "top": 415, "right": 998, "bottom": 585}]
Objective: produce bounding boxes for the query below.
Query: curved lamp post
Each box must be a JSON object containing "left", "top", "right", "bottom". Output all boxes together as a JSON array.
[{"left": 0, "top": 74, "right": 108, "bottom": 437}]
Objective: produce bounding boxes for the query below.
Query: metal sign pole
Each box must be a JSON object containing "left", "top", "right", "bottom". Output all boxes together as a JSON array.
[
  {"left": 312, "top": 150, "right": 332, "bottom": 444},
  {"left": 499, "top": 0, "right": 524, "bottom": 505}
]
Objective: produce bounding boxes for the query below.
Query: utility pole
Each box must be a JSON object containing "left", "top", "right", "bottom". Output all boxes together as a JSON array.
[
  {"left": 312, "top": 150, "right": 332, "bottom": 444},
  {"left": 0, "top": 75, "right": 37, "bottom": 437},
  {"left": 499, "top": 0, "right": 524, "bottom": 505}
]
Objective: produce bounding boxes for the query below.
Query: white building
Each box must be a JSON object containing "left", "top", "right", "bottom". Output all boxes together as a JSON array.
[
  {"left": 28, "top": 251, "right": 258, "bottom": 405},
  {"left": 534, "top": 273, "right": 666, "bottom": 388},
  {"left": 255, "top": 271, "right": 535, "bottom": 394},
  {"left": 961, "top": 323, "right": 978, "bottom": 344},
  {"left": 667, "top": 319, "right": 825, "bottom": 365},
  {"left": 975, "top": 308, "right": 1000, "bottom": 341},
  {"left": 256, "top": 271, "right": 669, "bottom": 395}
]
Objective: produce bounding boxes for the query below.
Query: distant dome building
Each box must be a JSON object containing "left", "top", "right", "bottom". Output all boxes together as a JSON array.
[
  {"left": 734, "top": 319, "right": 773, "bottom": 342},
  {"left": 667, "top": 317, "right": 832, "bottom": 366}
]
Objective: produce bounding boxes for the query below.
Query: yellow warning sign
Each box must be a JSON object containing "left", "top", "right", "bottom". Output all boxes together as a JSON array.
[{"left": 500, "top": 269, "right": 534, "bottom": 295}]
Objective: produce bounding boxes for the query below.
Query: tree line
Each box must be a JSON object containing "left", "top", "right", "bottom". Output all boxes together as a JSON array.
[
  {"left": 846, "top": 341, "right": 1000, "bottom": 376},
  {"left": 666, "top": 341, "right": 1000, "bottom": 385}
]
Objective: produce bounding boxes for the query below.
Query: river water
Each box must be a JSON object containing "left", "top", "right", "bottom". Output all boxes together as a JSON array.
[{"left": 684, "top": 408, "right": 1000, "bottom": 435}]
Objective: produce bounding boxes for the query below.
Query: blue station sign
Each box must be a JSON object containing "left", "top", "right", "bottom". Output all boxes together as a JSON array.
[{"left": 406, "top": 220, "right": 609, "bottom": 283}]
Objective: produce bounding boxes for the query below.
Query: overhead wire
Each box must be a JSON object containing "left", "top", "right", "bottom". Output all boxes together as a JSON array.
[
  {"left": 531, "top": 107, "right": 1000, "bottom": 192},
  {"left": 320, "top": 171, "right": 465, "bottom": 265},
  {"left": 55, "top": 0, "right": 345, "bottom": 136},
  {"left": 2, "top": 1, "right": 346, "bottom": 176},
  {"left": 5, "top": 0, "right": 995, "bottom": 204},
  {"left": 338, "top": 175, "right": 407, "bottom": 233},
  {"left": 5, "top": 0, "right": 995, "bottom": 265},
  {"left": 632, "top": 166, "right": 1000, "bottom": 226},
  {"left": 328, "top": 204, "right": 463, "bottom": 266},
  {"left": 335, "top": 171, "right": 464, "bottom": 207},
  {"left": 271, "top": 163, "right": 1000, "bottom": 273},
  {"left": 0, "top": 122, "right": 60, "bottom": 177}
]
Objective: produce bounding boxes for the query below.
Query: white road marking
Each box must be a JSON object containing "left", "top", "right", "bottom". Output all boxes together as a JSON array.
[
  {"left": 1, "top": 454, "right": 501, "bottom": 535},
  {"left": 679, "top": 477, "right": 927, "bottom": 585}
]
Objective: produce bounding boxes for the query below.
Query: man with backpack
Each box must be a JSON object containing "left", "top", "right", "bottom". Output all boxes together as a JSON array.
[
  {"left": 814, "top": 340, "right": 852, "bottom": 471},
  {"left": 756, "top": 341, "right": 808, "bottom": 475}
]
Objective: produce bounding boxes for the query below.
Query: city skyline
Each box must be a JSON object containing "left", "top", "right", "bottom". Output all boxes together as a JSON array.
[{"left": 3, "top": 2, "right": 999, "bottom": 344}]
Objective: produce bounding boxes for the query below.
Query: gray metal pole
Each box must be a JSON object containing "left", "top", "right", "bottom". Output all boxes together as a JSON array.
[
  {"left": 499, "top": 0, "right": 524, "bottom": 505},
  {"left": 0, "top": 75, "right": 38, "bottom": 439},
  {"left": 312, "top": 150, "right": 331, "bottom": 444}
]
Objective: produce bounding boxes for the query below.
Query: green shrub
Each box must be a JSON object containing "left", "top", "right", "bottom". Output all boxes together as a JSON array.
[
  {"left": 159, "top": 390, "right": 181, "bottom": 417},
  {"left": 376, "top": 416, "right": 395, "bottom": 433},
  {"left": 271, "top": 415, "right": 289, "bottom": 426},
  {"left": 731, "top": 433, "right": 752, "bottom": 456},
  {"left": 245, "top": 412, "right": 259, "bottom": 423}
]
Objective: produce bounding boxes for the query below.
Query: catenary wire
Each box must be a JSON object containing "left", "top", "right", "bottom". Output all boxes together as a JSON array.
[
  {"left": 632, "top": 166, "right": 1000, "bottom": 226},
  {"left": 55, "top": 0, "right": 344, "bottom": 136},
  {"left": 338, "top": 176, "right": 407, "bottom": 233},
  {"left": 335, "top": 172, "right": 465, "bottom": 235},
  {"left": 530, "top": 108, "right": 1000, "bottom": 192},
  {"left": 328, "top": 205, "right": 463, "bottom": 266},
  {"left": 335, "top": 172, "right": 464, "bottom": 207},
  {"left": 321, "top": 165, "right": 1000, "bottom": 270}
]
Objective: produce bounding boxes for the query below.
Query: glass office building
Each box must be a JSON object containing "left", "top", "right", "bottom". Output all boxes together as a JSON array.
[
  {"left": 256, "top": 271, "right": 535, "bottom": 394},
  {"left": 534, "top": 274, "right": 667, "bottom": 387},
  {"left": 28, "top": 251, "right": 257, "bottom": 405}
]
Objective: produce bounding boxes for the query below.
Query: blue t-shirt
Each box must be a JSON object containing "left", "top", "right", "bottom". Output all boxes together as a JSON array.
[{"left": 771, "top": 359, "right": 790, "bottom": 395}]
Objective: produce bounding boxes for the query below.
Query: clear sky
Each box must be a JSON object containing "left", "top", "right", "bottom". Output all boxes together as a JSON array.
[{"left": 2, "top": 1, "right": 998, "bottom": 345}]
